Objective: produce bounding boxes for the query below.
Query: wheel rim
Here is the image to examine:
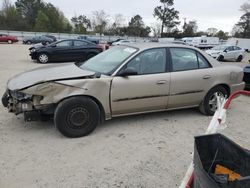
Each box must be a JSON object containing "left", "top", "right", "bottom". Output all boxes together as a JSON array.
[
  {"left": 8, "top": 40, "right": 12, "bottom": 44},
  {"left": 39, "top": 54, "right": 48, "bottom": 63},
  {"left": 208, "top": 91, "right": 224, "bottom": 112},
  {"left": 66, "top": 107, "right": 90, "bottom": 129}
]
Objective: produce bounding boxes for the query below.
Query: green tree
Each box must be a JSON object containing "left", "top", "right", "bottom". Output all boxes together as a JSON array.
[
  {"left": 15, "top": 0, "right": 45, "bottom": 28},
  {"left": 127, "top": 15, "right": 150, "bottom": 37},
  {"left": 183, "top": 20, "right": 198, "bottom": 37},
  {"left": 215, "top": 30, "right": 229, "bottom": 40},
  {"left": 71, "top": 15, "right": 91, "bottom": 34},
  {"left": 153, "top": 0, "right": 180, "bottom": 36},
  {"left": 34, "top": 10, "right": 49, "bottom": 32},
  {"left": 0, "top": 0, "right": 29, "bottom": 30},
  {"left": 236, "top": 12, "right": 250, "bottom": 38}
]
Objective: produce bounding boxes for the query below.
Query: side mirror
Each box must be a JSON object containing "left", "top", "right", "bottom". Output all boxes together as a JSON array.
[{"left": 118, "top": 67, "right": 138, "bottom": 77}]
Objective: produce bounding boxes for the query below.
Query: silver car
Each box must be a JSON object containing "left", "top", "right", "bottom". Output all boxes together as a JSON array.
[
  {"left": 2, "top": 43, "right": 245, "bottom": 137},
  {"left": 206, "top": 45, "right": 246, "bottom": 62}
]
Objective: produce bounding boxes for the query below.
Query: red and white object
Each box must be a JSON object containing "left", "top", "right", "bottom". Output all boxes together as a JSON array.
[{"left": 179, "top": 90, "right": 250, "bottom": 188}]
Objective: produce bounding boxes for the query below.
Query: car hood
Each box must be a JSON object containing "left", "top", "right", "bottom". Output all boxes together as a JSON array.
[
  {"left": 7, "top": 63, "right": 95, "bottom": 90},
  {"left": 206, "top": 50, "right": 221, "bottom": 54}
]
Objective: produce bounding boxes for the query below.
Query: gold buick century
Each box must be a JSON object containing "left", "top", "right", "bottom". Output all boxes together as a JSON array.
[{"left": 2, "top": 43, "right": 245, "bottom": 137}]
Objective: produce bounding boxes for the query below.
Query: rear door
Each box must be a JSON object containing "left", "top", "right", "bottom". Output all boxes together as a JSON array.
[
  {"left": 111, "top": 48, "right": 171, "bottom": 116},
  {"left": 168, "top": 48, "right": 214, "bottom": 108},
  {"left": 72, "top": 40, "right": 90, "bottom": 61}
]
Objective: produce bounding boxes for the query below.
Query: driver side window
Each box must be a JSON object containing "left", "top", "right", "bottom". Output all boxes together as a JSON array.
[{"left": 126, "top": 48, "right": 166, "bottom": 75}]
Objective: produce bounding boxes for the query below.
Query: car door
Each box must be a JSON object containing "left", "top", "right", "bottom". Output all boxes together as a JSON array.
[
  {"left": 72, "top": 40, "right": 89, "bottom": 61},
  {"left": 50, "top": 40, "right": 74, "bottom": 61},
  {"left": 0, "top": 34, "right": 7, "bottom": 42},
  {"left": 168, "top": 48, "right": 214, "bottom": 108},
  {"left": 111, "top": 48, "right": 170, "bottom": 116},
  {"left": 224, "top": 46, "right": 235, "bottom": 60}
]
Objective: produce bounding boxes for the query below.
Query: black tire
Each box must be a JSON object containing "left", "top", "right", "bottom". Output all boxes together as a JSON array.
[
  {"left": 54, "top": 96, "right": 100, "bottom": 138},
  {"left": 7, "top": 40, "right": 13, "bottom": 44},
  {"left": 37, "top": 53, "right": 49, "bottom": 64},
  {"left": 45, "top": 41, "right": 50, "bottom": 45},
  {"left": 199, "top": 86, "right": 228, "bottom": 116},
  {"left": 237, "top": 55, "right": 243, "bottom": 62},
  {"left": 26, "top": 41, "right": 32, "bottom": 45},
  {"left": 217, "top": 55, "right": 224, "bottom": 61}
]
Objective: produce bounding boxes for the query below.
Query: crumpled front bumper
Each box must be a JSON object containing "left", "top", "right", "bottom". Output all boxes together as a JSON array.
[{"left": 2, "top": 90, "right": 34, "bottom": 115}]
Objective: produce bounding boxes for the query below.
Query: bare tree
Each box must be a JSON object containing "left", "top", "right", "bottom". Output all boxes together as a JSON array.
[
  {"left": 91, "top": 10, "right": 109, "bottom": 35},
  {"left": 207, "top": 27, "right": 218, "bottom": 36},
  {"left": 151, "top": 22, "right": 161, "bottom": 37}
]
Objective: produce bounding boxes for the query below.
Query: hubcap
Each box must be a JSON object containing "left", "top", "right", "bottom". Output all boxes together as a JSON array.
[
  {"left": 67, "top": 107, "right": 90, "bottom": 129},
  {"left": 39, "top": 54, "right": 48, "bottom": 63},
  {"left": 208, "top": 92, "right": 224, "bottom": 112}
]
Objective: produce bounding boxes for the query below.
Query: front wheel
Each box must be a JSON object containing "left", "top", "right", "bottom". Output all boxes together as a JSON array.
[
  {"left": 199, "top": 86, "right": 228, "bottom": 116},
  {"left": 37, "top": 53, "right": 49, "bottom": 64},
  {"left": 54, "top": 97, "right": 100, "bottom": 138},
  {"left": 217, "top": 55, "right": 224, "bottom": 61},
  {"left": 7, "top": 40, "right": 13, "bottom": 44},
  {"left": 237, "top": 55, "right": 243, "bottom": 62}
]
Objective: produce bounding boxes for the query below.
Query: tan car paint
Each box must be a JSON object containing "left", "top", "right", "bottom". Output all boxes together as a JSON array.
[{"left": 4, "top": 43, "right": 245, "bottom": 121}]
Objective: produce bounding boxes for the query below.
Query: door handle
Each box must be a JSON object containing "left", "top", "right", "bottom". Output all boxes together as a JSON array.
[
  {"left": 203, "top": 75, "right": 212, "bottom": 79},
  {"left": 156, "top": 80, "right": 167, "bottom": 85}
]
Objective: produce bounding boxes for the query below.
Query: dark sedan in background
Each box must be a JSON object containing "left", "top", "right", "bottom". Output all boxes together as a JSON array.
[
  {"left": 23, "top": 36, "right": 54, "bottom": 45},
  {"left": 29, "top": 39, "right": 103, "bottom": 63}
]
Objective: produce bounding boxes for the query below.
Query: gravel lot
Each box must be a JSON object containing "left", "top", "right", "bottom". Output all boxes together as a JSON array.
[{"left": 0, "top": 44, "right": 250, "bottom": 188}]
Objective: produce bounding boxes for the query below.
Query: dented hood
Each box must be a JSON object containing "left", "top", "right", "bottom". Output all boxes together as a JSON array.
[{"left": 8, "top": 63, "right": 95, "bottom": 90}]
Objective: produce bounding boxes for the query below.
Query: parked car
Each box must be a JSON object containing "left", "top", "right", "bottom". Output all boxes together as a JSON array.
[
  {"left": 0, "top": 34, "right": 18, "bottom": 44},
  {"left": 243, "top": 66, "right": 250, "bottom": 90},
  {"left": 77, "top": 36, "right": 99, "bottom": 44},
  {"left": 42, "top": 35, "right": 57, "bottom": 42},
  {"left": 205, "top": 45, "right": 246, "bottom": 62},
  {"left": 2, "top": 43, "right": 245, "bottom": 137},
  {"left": 107, "top": 38, "right": 124, "bottom": 45},
  {"left": 29, "top": 39, "right": 103, "bottom": 63},
  {"left": 112, "top": 39, "right": 134, "bottom": 46},
  {"left": 23, "top": 36, "right": 54, "bottom": 45}
]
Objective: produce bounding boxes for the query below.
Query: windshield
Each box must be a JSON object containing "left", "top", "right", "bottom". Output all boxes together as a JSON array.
[
  {"left": 212, "top": 45, "right": 228, "bottom": 51},
  {"left": 80, "top": 46, "right": 138, "bottom": 74}
]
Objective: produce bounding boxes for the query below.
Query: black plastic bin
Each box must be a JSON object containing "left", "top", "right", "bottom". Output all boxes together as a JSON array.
[{"left": 193, "top": 133, "right": 250, "bottom": 188}]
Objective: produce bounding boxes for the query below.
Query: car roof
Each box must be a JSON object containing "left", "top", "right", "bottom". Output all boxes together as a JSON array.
[{"left": 123, "top": 42, "right": 196, "bottom": 51}]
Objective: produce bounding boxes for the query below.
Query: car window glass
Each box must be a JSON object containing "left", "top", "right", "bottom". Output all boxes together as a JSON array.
[
  {"left": 74, "top": 41, "right": 88, "bottom": 46},
  {"left": 198, "top": 53, "right": 210, "bottom": 69},
  {"left": 226, "top": 46, "right": 234, "bottom": 51},
  {"left": 170, "top": 48, "right": 199, "bottom": 72},
  {"left": 126, "top": 48, "right": 166, "bottom": 75},
  {"left": 57, "top": 41, "right": 72, "bottom": 47}
]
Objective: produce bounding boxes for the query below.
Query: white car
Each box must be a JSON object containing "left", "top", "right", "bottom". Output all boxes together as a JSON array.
[
  {"left": 206, "top": 45, "right": 245, "bottom": 62},
  {"left": 112, "top": 40, "right": 134, "bottom": 46}
]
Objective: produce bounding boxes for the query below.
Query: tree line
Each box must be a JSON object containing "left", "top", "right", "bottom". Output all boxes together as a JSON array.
[{"left": 0, "top": 0, "right": 250, "bottom": 39}]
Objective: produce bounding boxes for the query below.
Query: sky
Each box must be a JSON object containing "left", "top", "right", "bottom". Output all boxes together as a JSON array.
[{"left": 11, "top": 0, "right": 247, "bottom": 33}]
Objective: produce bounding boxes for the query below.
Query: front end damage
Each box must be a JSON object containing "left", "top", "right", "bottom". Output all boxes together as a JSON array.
[{"left": 2, "top": 89, "right": 53, "bottom": 121}]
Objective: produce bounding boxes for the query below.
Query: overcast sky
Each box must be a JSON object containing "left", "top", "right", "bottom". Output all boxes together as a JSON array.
[{"left": 12, "top": 0, "right": 247, "bottom": 32}]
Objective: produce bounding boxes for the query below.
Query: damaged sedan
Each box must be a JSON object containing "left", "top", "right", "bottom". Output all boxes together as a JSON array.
[{"left": 2, "top": 43, "right": 245, "bottom": 138}]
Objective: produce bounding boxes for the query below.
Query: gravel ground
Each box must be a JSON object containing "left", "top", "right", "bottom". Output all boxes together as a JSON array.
[{"left": 0, "top": 44, "right": 250, "bottom": 188}]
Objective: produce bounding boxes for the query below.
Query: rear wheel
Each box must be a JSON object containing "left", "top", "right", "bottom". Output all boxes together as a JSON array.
[
  {"left": 37, "top": 53, "right": 49, "bottom": 64},
  {"left": 199, "top": 86, "right": 228, "bottom": 116},
  {"left": 26, "top": 41, "right": 32, "bottom": 45},
  {"left": 54, "top": 96, "right": 100, "bottom": 138},
  {"left": 7, "top": 40, "right": 13, "bottom": 44},
  {"left": 45, "top": 41, "right": 50, "bottom": 45},
  {"left": 237, "top": 55, "right": 243, "bottom": 62}
]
